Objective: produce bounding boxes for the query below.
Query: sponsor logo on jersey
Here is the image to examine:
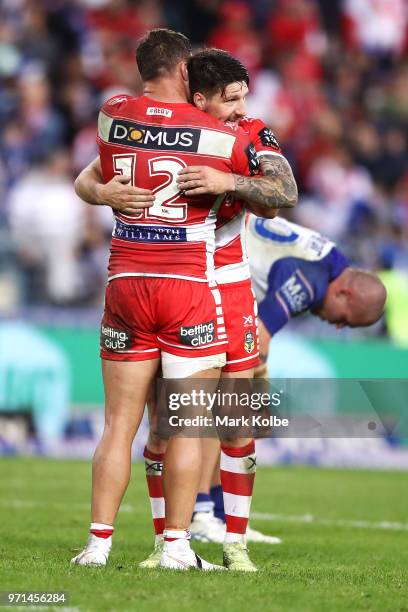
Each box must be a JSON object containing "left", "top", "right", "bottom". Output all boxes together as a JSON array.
[
  {"left": 113, "top": 220, "right": 187, "bottom": 242},
  {"left": 109, "top": 119, "right": 200, "bottom": 152},
  {"left": 147, "top": 107, "right": 173, "bottom": 118},
  {"left": 244, "top": 330, "right": 255, "bottom": 353},
  {"left": 101, "top": 324, "right": 132, "bottom": 351},
  {"left": 243, "top": 315, "right": 254, "bottom": 327},
  {"left": 179, "top": 321, "right": 216, "bottom": 347},
  {"left": 276, "top": 270, "right": 311, "bottom": 315},
  {"left": 245, "top": 143, "right": 259, "bottom": 174},
  {"left": 258, "top": 127, "right": 280, "bottom": 150}
]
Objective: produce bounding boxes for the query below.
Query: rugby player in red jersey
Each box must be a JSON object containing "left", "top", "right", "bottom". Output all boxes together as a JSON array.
[
  {"left": 71, "top": 29, "right": 266, "bottom": 572},
  {"left": 76, "top": 46, "right": 297, "bottom": 571}
]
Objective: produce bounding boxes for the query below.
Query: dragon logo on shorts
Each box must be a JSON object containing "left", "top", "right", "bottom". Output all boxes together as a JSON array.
[{"left": 244, "top": 330, "right": 255, "bottom": 354}]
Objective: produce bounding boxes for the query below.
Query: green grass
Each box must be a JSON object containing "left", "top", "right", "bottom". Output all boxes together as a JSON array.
[{"left": 0, "top": 459, "right": 407, "bottom": 612}]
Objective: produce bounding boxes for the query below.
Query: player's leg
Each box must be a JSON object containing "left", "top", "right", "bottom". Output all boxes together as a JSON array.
[
  {"left": 72, "top": 358, "right": 159, "bottom": 566},
  {"left": 139, "top": 381, "right": 168, "bottom": 569},
  {"left": 160, "top": 365, "right": 226, "bottom": 571},
  {"left": 190, "top": 438, "right": 226, "bottom": 543},
  {"left": 209, "top": 281, "right": 259, "bottom": 570},
  {"left": 72, "top": 277, "right": 161, "bottom": 566},
  {"left": 155, "top": 279, "right": 227, "bottom": 570}
]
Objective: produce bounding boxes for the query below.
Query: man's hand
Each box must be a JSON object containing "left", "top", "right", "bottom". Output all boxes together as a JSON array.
[
  {"left": 95, "top": 175, "right": 155, "bottom": 216},
  {"left": 177, "top": 166, "right": 234, "bottom": 196}
]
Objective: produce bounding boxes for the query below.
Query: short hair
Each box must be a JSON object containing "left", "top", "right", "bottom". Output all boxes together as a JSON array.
[
  {"left": 188, "top": 48, "right": 249, "bottom": 98},
  {"left": 136, "top": 29, "right": 192, "bottom": 81}
]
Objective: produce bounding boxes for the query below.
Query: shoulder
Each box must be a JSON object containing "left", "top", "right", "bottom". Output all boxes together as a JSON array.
[
  {"left": 240, "top": 116, "right": 281, "bottom": 153},
  {"left": 239, "top": 116, "right": 267, "bottom": 135},
  {"left": 99, "top": 94, "right": 135, "bottom": 116}
]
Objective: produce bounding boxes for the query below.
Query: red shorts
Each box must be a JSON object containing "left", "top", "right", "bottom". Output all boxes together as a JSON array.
[
  {"left": 220, "top": 280, "right": 260, "bottom": 372},
  {"left": 100, "top": 277, "right": 227, "bottom": 361}
]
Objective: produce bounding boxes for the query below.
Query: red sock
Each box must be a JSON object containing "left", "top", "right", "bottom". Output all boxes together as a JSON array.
[
  {"left": 144, "top": 446, "right": 165, "bottom": 537},
  {"left": 220, "top": 440, "right": 256, "bottom": 542}
]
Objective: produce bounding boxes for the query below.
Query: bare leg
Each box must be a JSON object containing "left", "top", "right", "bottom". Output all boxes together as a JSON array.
[
  {"left": 146, "top": 377, "right": 168, "bottom": 455},
  {"left": 198, "top": 438, "right": 221, "bottom": 493},
  {"left": 163, "top": 367, "right": 221, "bottom": 530},
  {"left": 92, "top": 358, "right": 159, "bottom": 525}
]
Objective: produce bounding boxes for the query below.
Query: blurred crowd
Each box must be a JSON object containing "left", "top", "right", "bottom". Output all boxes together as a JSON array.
[{"left": 0, "top": 0, "right": 407, "bottom": 341}]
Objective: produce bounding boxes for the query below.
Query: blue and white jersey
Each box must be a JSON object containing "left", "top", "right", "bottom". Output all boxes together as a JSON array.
[{"left": 246, "top": 216, "right": 349, "bottom": 335}]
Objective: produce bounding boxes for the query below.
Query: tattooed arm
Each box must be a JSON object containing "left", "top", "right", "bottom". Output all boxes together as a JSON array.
[
  {"left": 232, "top": 155, "right": 298, "bottom": 209},
  {"left": 177, "top": 155, "right": 298, "bottom": 210}
]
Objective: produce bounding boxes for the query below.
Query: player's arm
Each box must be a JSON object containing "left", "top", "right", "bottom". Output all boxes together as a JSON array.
[
  {"left": 74, "top": 157, "right": 155, "bottom": 215},
  {"left": 244, "top": 156, "right": 281, "bottom": 218},
  {"left": 177, "top": 155, "right": 297, "bottom": 210}
]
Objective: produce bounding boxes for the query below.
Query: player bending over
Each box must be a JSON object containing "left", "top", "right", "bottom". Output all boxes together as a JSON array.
[{"left": 187, "top": 215, "right": 387, "bottom": 543}]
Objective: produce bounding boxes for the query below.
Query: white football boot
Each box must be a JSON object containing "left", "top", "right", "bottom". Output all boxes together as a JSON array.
[
  {"left": 190, "top": 512, "right": 226, "bottom": 543},
  {"left": 71, "top": 534, "right": 111, "bottom": 566},
  {"left": 190, "top": 513, "right": 282, "bottom": 545},
  {"left": 246, "top": 525, "right": 282, "bottom": 544},
  {"left": 159, "top": 532, "right": 226, "bottom": 571}
]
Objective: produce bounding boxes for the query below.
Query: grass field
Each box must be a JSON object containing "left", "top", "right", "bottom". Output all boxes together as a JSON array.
[{"left": 0, "top": 458, "right": 407, "bottom": 612}]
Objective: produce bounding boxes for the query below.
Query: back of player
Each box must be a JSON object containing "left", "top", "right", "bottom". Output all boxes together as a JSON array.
[
  {"left": 98, "top": 94, "right": 251, "bottom": 283},
  {"left": 246, "top": 215, "right": 348, "bottom": 334},
  {"left": 98, "top": 94, "right": 254, "bottom": 369}
]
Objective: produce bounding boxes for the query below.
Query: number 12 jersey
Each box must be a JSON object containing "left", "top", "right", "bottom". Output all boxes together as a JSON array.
[{"left": 97, "top": 95, "right": 256, "bottom": 283}]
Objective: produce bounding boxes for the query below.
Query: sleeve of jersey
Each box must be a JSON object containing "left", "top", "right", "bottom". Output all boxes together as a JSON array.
[
  {"left": 327, "top": 246, "right": 349, "bottom": 281},
  {"left": 258, "top": 291, "right": 290, "bottom": 336},
  {"left": 97, "top": 94, "right": 132, "bottom": 145},
  {"left": 249, "top": 118, "right": 284, "bottom": 159},
  {"left": 258, "top": 261, "right": 315, "bottom": 336},
  {"left": 230, "top": 129, "right": 260, "bottom": 176}
]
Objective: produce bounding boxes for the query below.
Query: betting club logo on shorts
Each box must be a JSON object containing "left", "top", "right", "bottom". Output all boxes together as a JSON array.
[
  {"left": 244, "top": 330, "right": 255, "bottom": 353},
  {"left": 277, "top": 271, "right": 311, "bottom": 315},
  {"left": 114, "top": 220, "right": 187, "bottom": 242},
  {"left": 101, "top": 324, "right": 132, "bottom": 351},
  {"left": 179, "top": 321, "right": 216, "bottom": 347},
  {"left": 109, "top": 119, "right": 201, "bottom": 152}
]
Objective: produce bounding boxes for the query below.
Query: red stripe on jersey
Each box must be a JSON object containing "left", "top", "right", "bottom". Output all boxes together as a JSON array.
[{"left": 220, "top": 471, "right": 255, "bottom": 496}]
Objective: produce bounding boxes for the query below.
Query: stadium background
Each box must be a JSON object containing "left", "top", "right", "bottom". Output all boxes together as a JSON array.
[
  {"left": 0, "top": 2, "right": 407, "bottom": 610},
  {"left": 0, "top": 0, "right": 407, "bottom": 460}
]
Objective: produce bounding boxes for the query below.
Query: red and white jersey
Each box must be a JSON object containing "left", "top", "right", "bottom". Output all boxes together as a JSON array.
[
  {"left": 97, "top": 95, "right": 254, "bottom": 283},
  {"left": 214, "top": 117, "right": 284, "bottom": 285}
]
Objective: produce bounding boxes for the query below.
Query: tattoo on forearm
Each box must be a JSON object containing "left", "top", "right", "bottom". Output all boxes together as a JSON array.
[{"left": 233, "top": 155, "right": 298, "bottom": 209}]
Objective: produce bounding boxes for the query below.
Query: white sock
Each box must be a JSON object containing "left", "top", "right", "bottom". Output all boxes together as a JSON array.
[
  {"left": 224, "top": 531, "right": 246, "bottom": 544},
  {"left": 163, "top": 529, "right": 191, "bottom": 552}
]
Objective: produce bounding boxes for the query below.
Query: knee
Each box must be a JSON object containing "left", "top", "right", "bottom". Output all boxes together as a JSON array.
[
  {"left": 103, "top": 414, "right": 138, "bottom": 442},
  {"left": 147, "top": 429, "right": 168, "bottom": 454}
]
